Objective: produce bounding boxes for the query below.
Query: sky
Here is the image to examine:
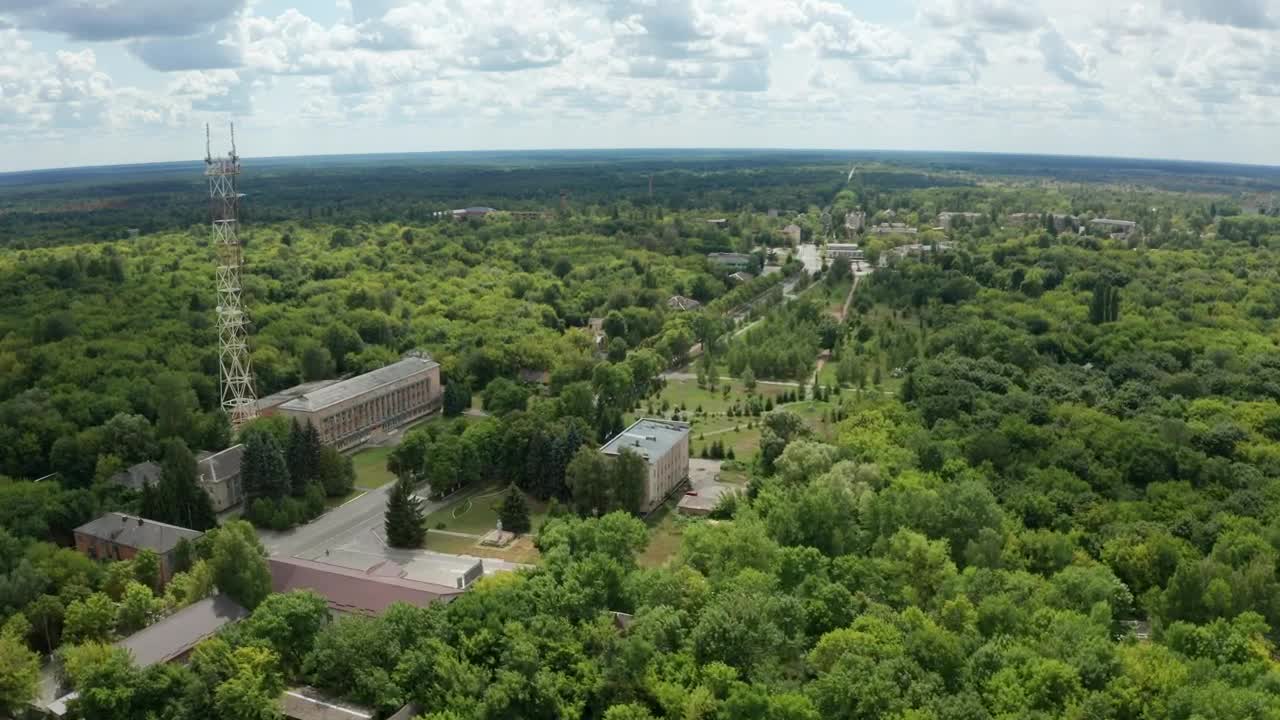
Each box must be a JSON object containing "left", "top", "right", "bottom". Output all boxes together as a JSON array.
[{"left": 1, "top": 0, "right": 1279, "bottom": 172}]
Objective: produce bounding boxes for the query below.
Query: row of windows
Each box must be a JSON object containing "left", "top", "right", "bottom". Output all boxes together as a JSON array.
[{"left": 318, "top": 378, "right": 434, "bottom": 441}]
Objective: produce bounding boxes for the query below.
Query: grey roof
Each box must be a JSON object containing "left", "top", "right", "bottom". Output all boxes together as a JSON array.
[
  {"left": 386, "top": 703, "right": 423, "bottom": 720},
  {"left": 707, "top": 252, "right": 752, "bottom": 263},
  {"left": 280, "top": 687, "right": 374, "bottom": 720},
  {"left": 279, "top": 356, "right": 439, "bottom": 413},
  {"left": 1090, "top": 218, "right": 1137, "bottom": 228},
  {"left": 269, "top": 557, "right": 465, "bottom": 616},
  {"left": 600, "top": 418, "right": 690, "bottom": 464},
  {"left": 109, "top": 461, "right": 161, "bottom": 492},
  {"left": 197, "top": 444, "right": 244, "bottom": 486},
  {"left": 257, "top": 378, "right": 343, "bottom": 412},
  {"left": 74, "top": 512, "right": 203, "bottom": 554},
  {"left": 118, "top": 593, "right": 247, "bottom": 667}
]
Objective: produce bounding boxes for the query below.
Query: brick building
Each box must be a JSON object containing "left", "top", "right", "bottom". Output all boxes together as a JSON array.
[
  {"left": 73, "top": 513, "right": 203, "bottom": 584},
  {"left": 276, "top": 354, "right": 443, "bottom": 450}
]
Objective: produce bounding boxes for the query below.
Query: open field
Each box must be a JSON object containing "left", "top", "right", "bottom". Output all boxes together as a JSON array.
[
  {"left": 423, "top": 484, "right": 550, "bottom": 536},
  {"left": 351, "top": 446, "right": 397, "bottom": 490}
]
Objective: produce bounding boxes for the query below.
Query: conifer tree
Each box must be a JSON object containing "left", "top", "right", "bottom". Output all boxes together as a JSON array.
[
  {"left": 498, "top": 484, "right": 531, "bottom": 534},
  {"left": 242, "top": 430, "right": 290, "bottom": 500},
  {"left": 385, "top": 478, "right": 425, "bottom": 548}
]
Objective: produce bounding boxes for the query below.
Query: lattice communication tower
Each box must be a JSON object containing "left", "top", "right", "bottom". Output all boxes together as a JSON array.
[{"left": 205, "top": 124, "right": 258, "bottom": 429}]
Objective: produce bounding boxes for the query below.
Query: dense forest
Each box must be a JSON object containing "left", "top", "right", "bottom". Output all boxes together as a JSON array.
[{"left": 4, "top": 152, "right": 1280, "bottom": 719}]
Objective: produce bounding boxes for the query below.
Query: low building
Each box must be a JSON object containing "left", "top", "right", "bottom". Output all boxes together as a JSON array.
[
  {"left": 196, "top": 444, "right": 245, "bottom": 512},
  {"left": 450, "top": 206, "right": 497, "bottom": 220},
  {"left": 781, "top": 224, "right": 802, "bottom": 244},
  {"left": 707, "top": 252, "right": 753, "bottom": 271},
  {"left": 826, "top": 243, "right": 864, "bottom": 261},
  {"left": 108, "top": 461, "right": 161, "bottom": 492},
  {"left": 40, "top": 594, "right": 247, "bottom": 716},
  {"left": 728, "top": 271, "right": 755, "bottom": 284},
  {"left": 269, "top": 557, "right": 470, "bottom": 616},
  {"left": 704, "top": 218, "right": 728, "bottom": 227},
  {"left": 277, "top": 354, "right": 442, "bottom": 451},
  {"left": 73, "top": 513, "right": 203, "bottom": 585},
  {"left": 867, "top": 223, "right": 919, "bottom": 236},
  {"left": 667, "top": 295, "right": 702, "bottom": 311},
  {"left": 518, "top": 368, "right": 551, "bottom": 385},
  {"left": 281, "top": 687, "right": 375, "bottom": 720},
  {"left": 878, "top": 242, "right": 955, "bottom": 268},
  {"left": 257, "top": 378, "right": 344, "bottom": 416},
  {"left": 600, "top": 418, "right": 691, "bottom": 514},
  {"left": 937, "top": 211, "right": 983, "bottom": 230},
  {"left": 1090, "top": 218, "right": 1138, "bottom": 235}
]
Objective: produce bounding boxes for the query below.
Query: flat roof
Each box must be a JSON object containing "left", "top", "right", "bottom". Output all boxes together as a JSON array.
[
  {"left": 600, "top": 418, "right": 690, "bottom": 464},
  {"left": 269, "top": 557, "right": 466, "bottom": 616},
  {"left": 280, "top": 687, "right": 374, "bottom": 720},
  {"left": 279, "top": 356, "right": 439, "bottom": 413},
  {"left": 118, "top": 593, "right": 247, "bottom": 667},
  {"left": 74, "top": 513, "right": 203, "bottom": 554}
]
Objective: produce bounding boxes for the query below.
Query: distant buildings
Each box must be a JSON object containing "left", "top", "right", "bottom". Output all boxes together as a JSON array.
[
  {"left": 1007, "top": 212, "right": 1077, "bottom": 232},
  {"left": 844, "top": 211, "right": 866, "bottom": 236},
  {"left": 867, "top": 223, "right": 918, "bottom": 236},
  {"left": 705, "top": 218, "right": 728, "bottom": 228},
  {"left": 450, "top": 206, "right": 497, "bottom": 220},
  {"left": 73, "top": 513, "right": 203, "bottom": 585},
  {"left": 781, "top": 224, "right": 803, "bottom": 244},
  {"left": 277, "top": 354, "right": 442, "bottom": 451},
  {"left": 667, "top": 295, "right": 702, "bottom": 311},
  {"left": 706, "top": 252, "right": 754, "bottom": 271},
  {"left": 826, "top": 243, "right": 864, "bottom": 261},
  {"left": 1090, "top": 218, "right": 1138, "bottom": 238},
  {"left": 600, "top": 418, "right": 691, "bottom": 514},
  {"left": 937, "top": 211, "right": 983, "bottom": 230},
  {"left": 878, "top": 242, "right": 955, "bottom": 267}
]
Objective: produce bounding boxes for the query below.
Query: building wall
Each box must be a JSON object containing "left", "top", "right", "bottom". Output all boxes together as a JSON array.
[
  {"left": 74, "top": 533, "right": 177, "bottom": 584},
  {"left": 202, "top": 474, "right": 241, "bottom": 513},
  {"left": 280, "top": 364, "right": 442, "bottom": 451},
  {"left": 642, "top": 432, "right": 690, "bottom": 512}
]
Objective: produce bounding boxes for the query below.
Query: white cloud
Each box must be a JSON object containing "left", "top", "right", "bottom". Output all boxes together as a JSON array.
[
  {"left": 1163, "top": 0, "right": 1277, "bottom": 29},
  {"left": 1039, "top": 25, "right": 1100, "bottom": 87},
  {"left": 0, "top": 0, "right": 245, "bottom": 41}
]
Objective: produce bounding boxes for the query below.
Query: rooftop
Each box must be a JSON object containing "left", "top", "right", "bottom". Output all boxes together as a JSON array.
[
  {"left": 707, "top": 252, "right": 752, "bottom": 261},
  {"left": 74, "top": 512, "right": 203, "bottom": 554},
  {"left": 109, "top": 461, "right": 161, "bottom": 492},
  {"left": 600, "top": 418, "right": 690, "bottom": 465},
  {"left": 257, "top": 378, "right": 343, "bottom": 413},
  {"left": 280, "top": 687, "right": 374, "bottom": 720},
  {"left": 118, "top": 593, "right": 248, "bottom": 668},
  {"left": 197, "top": 444, "right": 244, "bottom": 486},
  {"left": 279, "top": 355, "right": 439, "bottom": 413},
  {"left": 269, "top": 557, "right": 466, "bottom": 616}
]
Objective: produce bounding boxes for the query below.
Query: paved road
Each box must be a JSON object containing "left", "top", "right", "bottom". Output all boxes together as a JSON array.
[{"left": 796, "top": 243, "right": 821, "bottom": 275}]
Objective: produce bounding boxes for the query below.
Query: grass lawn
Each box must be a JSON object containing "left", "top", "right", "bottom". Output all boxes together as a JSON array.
[
  {"left": 425, "top": 531, "right": 542, "bottom": 564},
  {"left": 324, "top": 489, "right": 362, "bottom": 509},
  {"left": 638, "top": 499, "right": 686, "bottom": 569},
  {"left": 351, "top": 446, "right": 397, "bottom": 490},
  {"left": 424, "top": 484, "right": 549, "bottom": 536},
  {"left": 645, "top": 378, "right": 787, "bottom": 417},
  {"left": 817, "top": 361, "right": 840, "bottom": 388},
  {"left": 821, "top": 278, "right": 853, "bottom": 316}
]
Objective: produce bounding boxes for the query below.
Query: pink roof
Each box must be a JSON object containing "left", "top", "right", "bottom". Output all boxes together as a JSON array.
[{"left": 269, "top": 557, "right": 464, "bottom": 616}]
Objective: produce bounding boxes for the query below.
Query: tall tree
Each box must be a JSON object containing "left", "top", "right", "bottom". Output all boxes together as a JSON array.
[
  {"left": 0, "top": 633, "right": 38, "bottom": 716},
  {"left": 209, "top": 521, "right": 272, "bottom": 610},
  {"left": 385, "top": 478, "right": 426, "bottom": 548},
  {"left": 143, "top": 439, "right": 216, "bottom": 531},
  {"left": 498, "top": 485, "right": 531, "bottom": 534},
  {"left": 443, "top": 381, "right": 472, "bottom": 417},
  {"left": 241, "top": 430, "right": 290, "bottom": 501},
  {"left": 285, "top": 420, "right": 323, "bottom": 496}
]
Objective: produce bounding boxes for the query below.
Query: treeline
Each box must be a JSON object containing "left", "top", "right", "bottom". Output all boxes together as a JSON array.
[{"left": 724, "top": 299, "right": 833, "bottom": 380}]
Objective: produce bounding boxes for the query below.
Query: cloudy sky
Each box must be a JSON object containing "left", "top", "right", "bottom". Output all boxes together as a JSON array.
[{"left": 1, "top": 0, "right": 1279, "bottom": 172}]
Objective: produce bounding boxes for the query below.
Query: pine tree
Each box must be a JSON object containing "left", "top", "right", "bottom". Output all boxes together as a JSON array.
[
  {"left": 285, "top": 420, "right": 310, "bottom": 496},
  {"left": 498, "top": 484, "right": 531, "bottom": 534},
  {"left": 242, "top": 431, "right": 290, "bottom": 500},
  {"left": 143, "top": 439, "right": 216, "bottom": 530},
  {"left": 385, "top": 478, "right": 425, "bottom": 548}
]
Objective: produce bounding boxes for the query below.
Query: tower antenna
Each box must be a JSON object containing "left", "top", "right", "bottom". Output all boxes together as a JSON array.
[{"left": 204, "top": 124, "right": 257, "bottom": 430}]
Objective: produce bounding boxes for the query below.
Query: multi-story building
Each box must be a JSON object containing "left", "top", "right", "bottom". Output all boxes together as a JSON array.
[
  {"left": 73, "top": 513, "right": 203, "bottom": 585},
  {"left": 868, "top": 222, "right": 919, "bottom": 236},
  {"left": 781, "top": 224, "right": 803, "bottom": 245},
  {"left": 937, "top": 211, "right": 983, "bottom": 230},
  {"left": 277, "top": 354, "right": 443, "bottom": 451},
  {"left": 844, "top": 211, "right": 866, "bottom": 237},
  {"left": 826, "top": 243, "right": 864, "bottom": 261},
  {"left": 600, "top": 418, "right": 691, "bottom": 514}
]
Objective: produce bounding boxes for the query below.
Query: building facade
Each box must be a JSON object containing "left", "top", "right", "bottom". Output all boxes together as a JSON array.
[
  {"left": 826, "top": 243, "right": 864, "bottom": 261},
  {"left": 277, "top": 354, "right": 443, "bottom": 450},
  {"left": 781, "top": 224, "right": 803, "bottom": 244},
  {"left": 707, "top": 252, "right": 753, "bottom": 271},
  {"left": 73, "top": 513, "right": 203, "bottom": 585},
  {"left": 196, "top": 444, "right": 245, "bottom": 512},
  {"left": 600, "top": 418, "right": 691, "bottom": 513}
]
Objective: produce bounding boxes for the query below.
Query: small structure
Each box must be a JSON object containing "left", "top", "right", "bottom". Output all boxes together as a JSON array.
[
  {"left": 937, "top": 211, "right": 983, "bottom": 230},
  {"left": 600, "top": 418, "right": 691, "bottom": 514},
  {"left": 706, "top": 252, "right": 753, "bottom": 270},
  {"left": 108, "top": 461, "right": 161, "bottom": 493},
  {"left": 269, "top": 557, "right": 469, "bottom": 616},
  {"left": 126, "top": 228, "right": 141, "bottom": 239},
  {"left": 74, "top": 513, "right": 203, "bottom": 585},
  {"left": 667, "top": 295, "right": 702, "bottom": 311},
  {"left": 277, "top": 353, "right": 442, "bottom": 451},
  {"left": 677, "top": 484, "right": 737, "bottom": 517},
  {"left": 704, "top": 218, "right": 728, "bottom": 228},
  {"left": 826, "top": 243, "right": 864, "bottom": 261},
  {"left": 781, "top": 224, "right": 802, "bottom": 245},
  {"left": 280, "top": 687, "right": 374, "bottom": 720},
  {"left": 1089, "top": 218, "right": 1138, "bottom": 238},
  {"left": 727, "top": 271, "right": 755, "bottom": 284},
  {"left": 196, "top": 444, "right": 245, "bottom": 512},
  {"left": 480, "top": 529, "right": 515, "bottom": 547},
  {"left": 767, "top": 208, "right": 779, "bottom": 218}
]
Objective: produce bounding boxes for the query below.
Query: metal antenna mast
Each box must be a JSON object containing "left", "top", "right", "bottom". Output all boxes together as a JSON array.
[{"left": 204, "top": 123, "right": 257, "bottom": 430}]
